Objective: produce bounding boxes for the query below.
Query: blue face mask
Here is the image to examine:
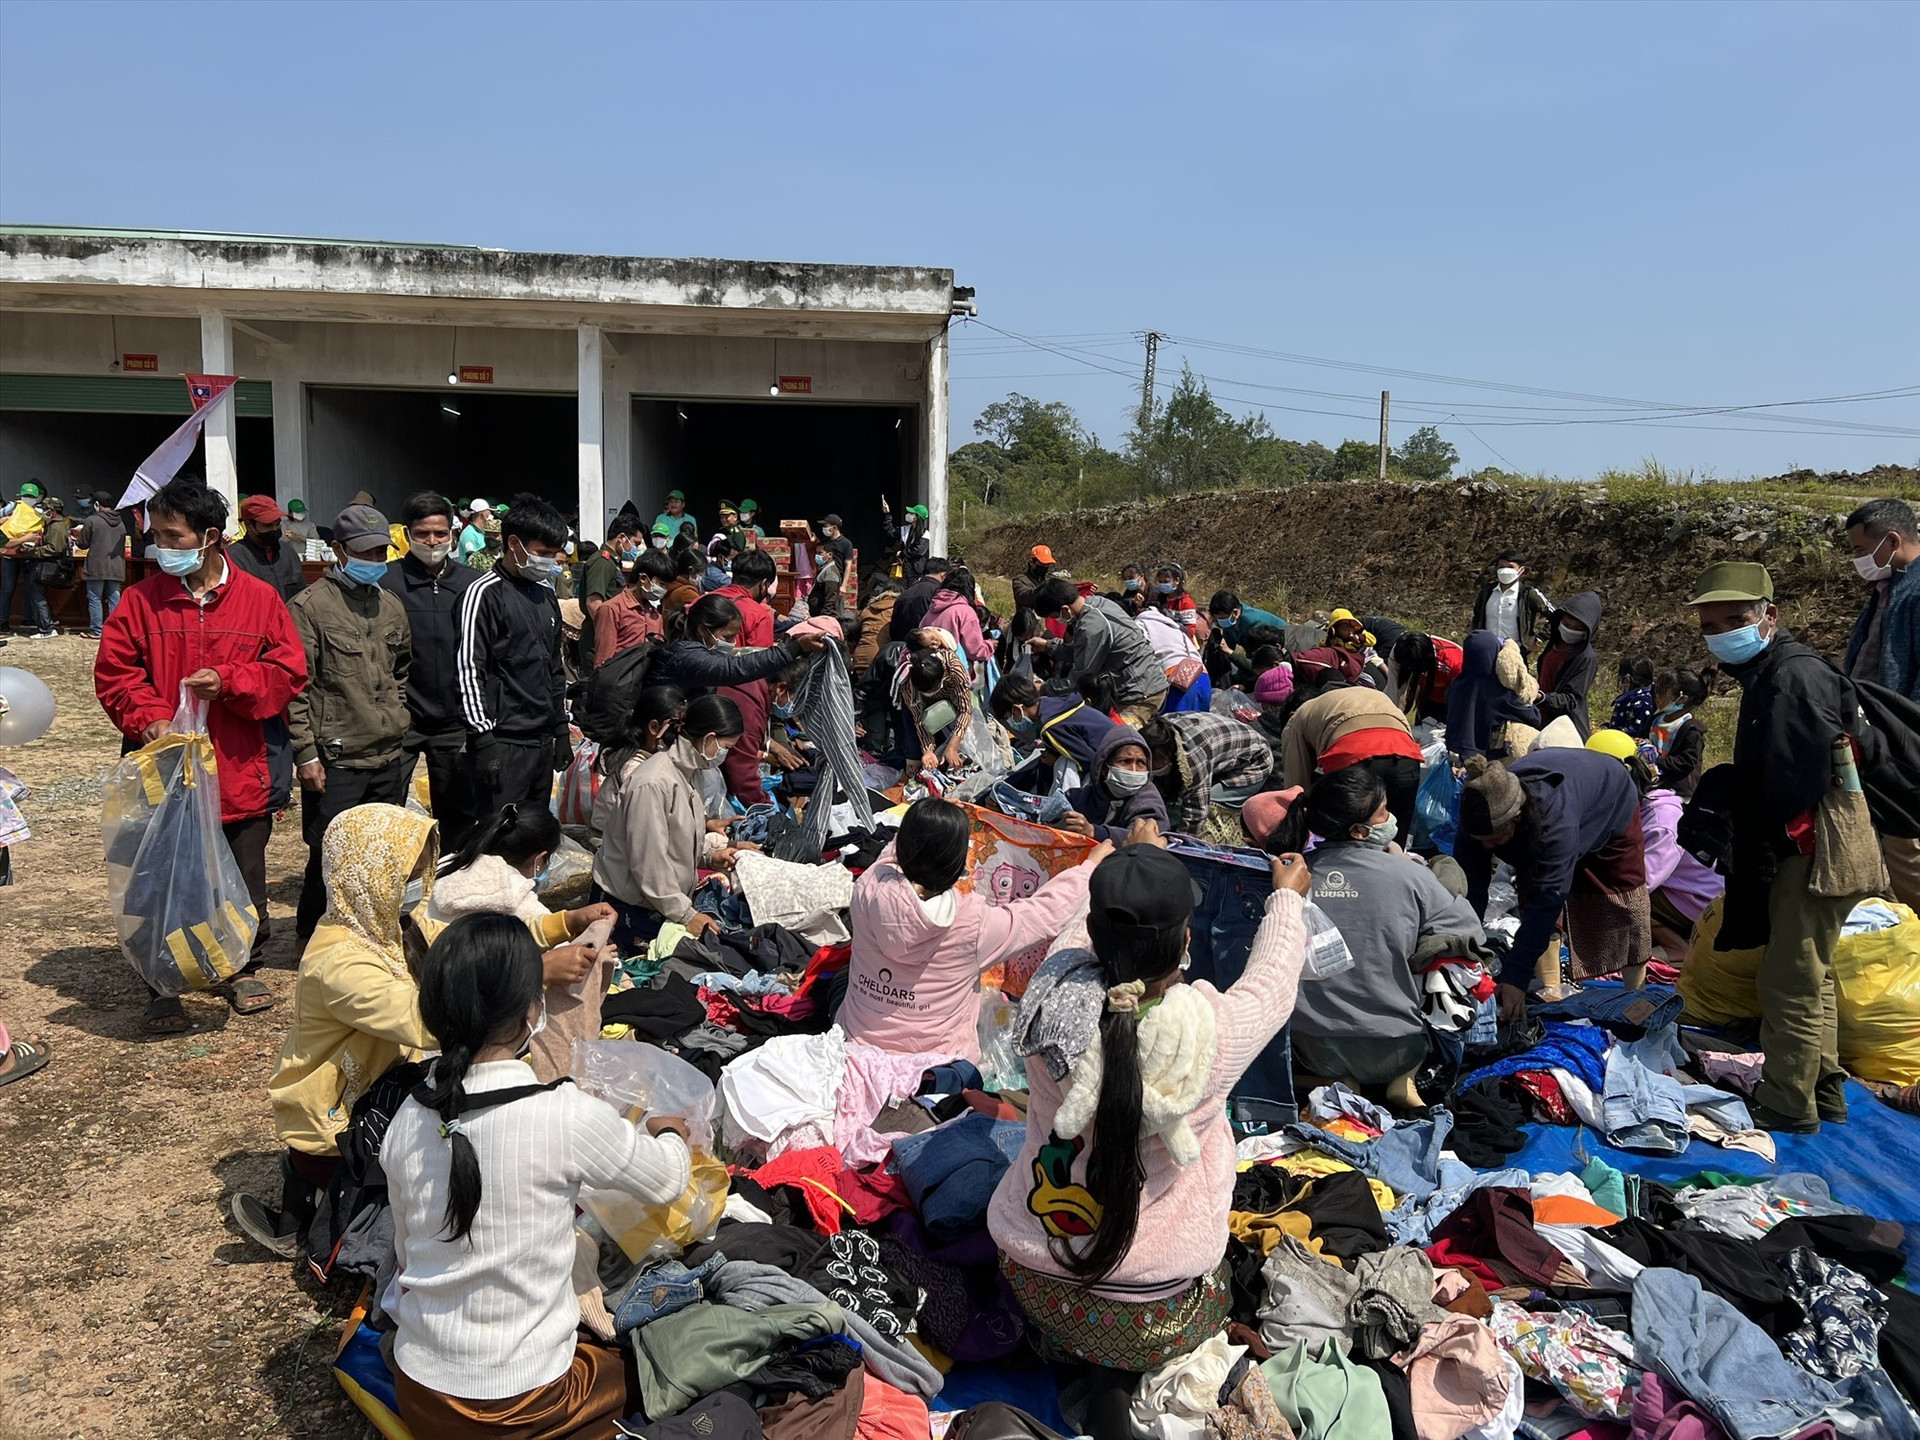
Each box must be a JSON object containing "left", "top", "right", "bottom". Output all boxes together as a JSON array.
[
  {"left": 1704, "top": 624, "right": 1770, "bottom": 666},
  {"left": 771, "top": 701, "right": 795, "bottom": 720},
  {"left": 342, "top": 556, "right": 388, "bottom": 586},
  {"left": 1156, "top": 581, "right": 1177, "bottom": 595},
  {"left": 156, "top": 542, "right": 207, "bottom": 577},
  {"left": 1123, "top": 579, "right": 1143, "bottom": 593},
  {"left": 1006, "top": 713, "right": 1035, "bottom": 736}
]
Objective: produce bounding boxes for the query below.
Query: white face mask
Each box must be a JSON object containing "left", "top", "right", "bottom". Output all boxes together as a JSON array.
[
  {"left": 644, "top": 584, "right": 667, "bottom": 604},
  {"left": 1363, "top": 816, "right": 1399, "bottom": 847},
  {"left": 1495, "top": 567, "right": 1520, "bottom": 587},
  {"left": 1854, "top": 536, "right": 1894, "bottom": 582},
  {"left": 1106, "top": 766, "right": 1150, "bottom": 795},
  {"left": 695, "top": 740, "right": 726, "bottom": 771},
  {"left": 412, "top": 541, "right": 453, "bottom": 567},
  {"left": 524, "top": 997, "right": 548, "bottom": 1045},
  {"left": 1558, "top": 622, "right": 1586, "bottom": 645}
]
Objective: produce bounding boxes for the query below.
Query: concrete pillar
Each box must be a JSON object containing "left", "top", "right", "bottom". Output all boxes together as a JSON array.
[
  {"left": 270, "top": 376, "right": 306, "bottom": 510},
  {"left": 600, "top": 336, "right": 632, "bottom": 528},
  {"left": 576, "top": 323, "right": 605, "bottom": 536},
  {"left": 923, "top": 327, "right": 950, "bottom": 556},
  {"left": 198, "top": 308, "right": 239, "bottom": 506}
]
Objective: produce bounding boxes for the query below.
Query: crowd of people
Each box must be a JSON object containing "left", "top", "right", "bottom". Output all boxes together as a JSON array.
[{"left": 4, "top": 470, "right": 1920, "bottom": 1440}]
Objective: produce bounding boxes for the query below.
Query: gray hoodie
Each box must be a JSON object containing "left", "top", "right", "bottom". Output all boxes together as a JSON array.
[{"left": 1047, "top": 594, "right": 1170, "bottom": 706}]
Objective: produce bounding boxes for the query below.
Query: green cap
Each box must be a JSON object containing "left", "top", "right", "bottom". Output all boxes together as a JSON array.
[
  {"left": 739, "top": 498, "right": 759, "bottom": 513},
  {"left": 19, "top": 481, "right": 43, "bottom": 499},
  {"left": 908, "top": 503, "right": 930, "bottom": 519},
  {"left": 287, "top": 499, "right": 307, "bottom": 516},
  {"left": 651, "top": 521, "right": 673, "bottom": 537},
  {"left": 667, "top": 489, "right": 686, "bottom": 501},
  {"left": 1689, "top": 561, "right": 1773, "bottom": 605},
  {"left": 495, "top": 505, "right": 510, "bottom": 516}
]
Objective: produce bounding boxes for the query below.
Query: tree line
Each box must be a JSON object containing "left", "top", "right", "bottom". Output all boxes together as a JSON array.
[{"left": 949, "top": 364, "right": 1464, "bottom": 518}]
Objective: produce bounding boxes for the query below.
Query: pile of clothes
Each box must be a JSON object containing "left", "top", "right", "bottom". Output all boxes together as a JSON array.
[{"left": 331, "top": 797, "right": 1920, "bottom": 1440}]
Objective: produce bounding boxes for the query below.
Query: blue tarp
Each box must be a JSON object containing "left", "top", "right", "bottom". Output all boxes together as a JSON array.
[{"left": 1507, "top": 1078, "right": 1920, "bottom": 1280}]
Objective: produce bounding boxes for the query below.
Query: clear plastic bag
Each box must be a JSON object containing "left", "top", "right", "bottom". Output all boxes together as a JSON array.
[
  {"left": 556, "top": 738, "right": 600, "bottom": 829},
  {"left": 573, "top": 1039, "right": 728, "bottom": 1262},
  {"left": 535, "top": 834, "right": 595, "bottom": 908},
  {"left": 100, "top": 688, "right": 258, "bottom": 996},
  {"left": 977, "top": 986, "right": 1025, "bottom": 1093},
  {"left": 961, "top": 706, "right": 1011, "bottom": 777}
]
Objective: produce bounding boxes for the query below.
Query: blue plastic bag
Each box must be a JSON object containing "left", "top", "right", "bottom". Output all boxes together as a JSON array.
[{"left": 1412, "top": 756, "right": 1460, "bottom": 854}]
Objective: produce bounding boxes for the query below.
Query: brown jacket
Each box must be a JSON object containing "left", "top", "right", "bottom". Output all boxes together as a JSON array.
[
  {"left": 287, "top": 572, "right": 412, "bottom": 769},
  {"left": 1281, "top": 685, "right": 1414, "bottom": 790},
  {"left": 850, "top": 591, "right": 897, "bottom": 678}
]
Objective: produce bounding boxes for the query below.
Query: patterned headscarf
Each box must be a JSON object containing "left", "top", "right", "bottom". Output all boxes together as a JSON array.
[{"left": 320, "top": 803, "right": 438, "bottom": 975}]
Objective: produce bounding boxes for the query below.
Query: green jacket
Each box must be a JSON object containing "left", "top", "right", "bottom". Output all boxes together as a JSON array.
[{"left": 287, "top": 572, "right": 412, "bottom": 769}]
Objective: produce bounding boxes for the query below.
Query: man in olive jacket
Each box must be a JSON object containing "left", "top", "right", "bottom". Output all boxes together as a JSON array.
[{"left": 286, "top": 504, "right": 414, "bottom": 939}]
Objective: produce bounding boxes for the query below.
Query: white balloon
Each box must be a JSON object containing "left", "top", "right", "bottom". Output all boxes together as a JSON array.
[{"left": 0, "top": 666, "right": 57, "bottom": 745}]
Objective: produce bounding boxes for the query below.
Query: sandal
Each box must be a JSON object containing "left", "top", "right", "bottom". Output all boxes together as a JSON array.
[
  {"left": 223, "top": 976, "right": 275, "bottom": 1015},
  {"left": 143, "top": 997, "right": 192, "bottom": 1033},
  {"left": 0, "top": 1037, "right": 50, "bottom": 1088}
]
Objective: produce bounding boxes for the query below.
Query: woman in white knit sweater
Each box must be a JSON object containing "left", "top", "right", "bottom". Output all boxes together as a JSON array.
[{"left": 382, "top": 913, "right": 691, "bottom": 1435}]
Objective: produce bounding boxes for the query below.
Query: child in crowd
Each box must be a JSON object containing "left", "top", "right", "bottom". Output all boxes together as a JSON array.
[
  {"left": 429, "top": 802, "right": 614, "bottom": 948},
  {"left": 1641, "top": 666, "right": 1710, "bottom": 798},
  {"left": 1607, "top": 654, "right": 1657, "bottom": 737}
]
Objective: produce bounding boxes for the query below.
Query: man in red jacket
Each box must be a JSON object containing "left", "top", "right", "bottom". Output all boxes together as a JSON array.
[{"left": 94, "top": 477, "right": 309, "bottom": 1033}]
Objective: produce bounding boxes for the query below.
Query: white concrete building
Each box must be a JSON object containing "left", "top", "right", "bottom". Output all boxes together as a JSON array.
[{"left": 0, "top": 226, "right": 972, "bottom": 555}]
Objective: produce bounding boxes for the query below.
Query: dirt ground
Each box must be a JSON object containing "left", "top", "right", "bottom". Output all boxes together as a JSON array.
[{"left": 0, "top": 636, "right": 372, "bottom": 1440}]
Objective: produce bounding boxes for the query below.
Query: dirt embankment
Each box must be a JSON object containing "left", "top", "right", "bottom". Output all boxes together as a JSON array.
[{"left": 962, "top": 471, "right": 1918, "bottom": 666}]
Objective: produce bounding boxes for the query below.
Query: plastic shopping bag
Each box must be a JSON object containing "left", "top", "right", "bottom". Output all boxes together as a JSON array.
[
  {"left": 1411, "top": 756, "right": 1460, "bottom": 854},
  {"left": 1832, "top": 902, "right": 1920, "bottom": 1085},
  {"left": 556, "top": 737, "right": 600, "bottom": 829},
  {"left": 573, "top": 1039, "right": 726, "bottom": 1261},
  {"left": 100, "top": 689, "right": 258, "bottom": 996}
]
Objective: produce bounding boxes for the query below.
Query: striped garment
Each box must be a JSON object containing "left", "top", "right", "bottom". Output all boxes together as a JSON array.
[
  {"left": 453, "top": 569, "right": 565, "bottom": 740},
  {"left": 793, "top": 640, "right": 875, "bottom": 850}
]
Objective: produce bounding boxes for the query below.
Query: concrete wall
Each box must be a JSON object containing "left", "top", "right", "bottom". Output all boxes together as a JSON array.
[{"left": 1, "top": 309, "right": 946, "bottom": 533}]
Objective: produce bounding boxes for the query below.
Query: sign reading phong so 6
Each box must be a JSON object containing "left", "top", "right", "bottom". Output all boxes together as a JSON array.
[{"left": 777, "top": 375, "right": 813, "bottom": 394}]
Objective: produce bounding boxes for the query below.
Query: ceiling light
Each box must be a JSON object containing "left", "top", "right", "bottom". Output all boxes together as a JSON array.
[
  {"left": 447, "top": 372, "right": 459, "bottom": 385},
  {"left": 769, "top": 385, "right": 780, "bottom": 396}
]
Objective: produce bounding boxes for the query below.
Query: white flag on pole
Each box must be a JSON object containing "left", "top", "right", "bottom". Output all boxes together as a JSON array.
[{"left": 117, "top": 377, "right": 238, "bottom": 510}]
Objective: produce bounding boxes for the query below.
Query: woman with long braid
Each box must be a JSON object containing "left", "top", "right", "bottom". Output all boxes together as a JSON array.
[{"left": 382, "top": 913, "right": 691, "bottom": 1437}]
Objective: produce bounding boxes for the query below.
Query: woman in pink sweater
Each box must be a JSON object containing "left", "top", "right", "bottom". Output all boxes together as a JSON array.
[
  {"left": 987, "top": 838, "right": 1309, "bottom": 1439},
  {"left": 842, "top": 797, "right": 1108, "bottom": 1059},
  {"left": 921, "top": 568, "right": 995, "bottom": 663}
]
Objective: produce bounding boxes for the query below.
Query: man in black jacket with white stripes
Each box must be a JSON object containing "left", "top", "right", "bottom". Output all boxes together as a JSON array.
[{"left": 456, "top": 494, "right": 571, "bottom": 830}]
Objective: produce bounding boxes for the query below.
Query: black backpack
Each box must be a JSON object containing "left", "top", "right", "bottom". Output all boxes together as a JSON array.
[
  {"left": 575, "top": 638, "right": 660, "bottom": 744},
  {"left": 307, "top": 1058, "right": 430, "bottom": 1282}
]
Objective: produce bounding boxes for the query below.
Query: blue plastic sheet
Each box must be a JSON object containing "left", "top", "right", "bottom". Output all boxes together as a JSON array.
[
  {"left": 1507, "top": 1078, "right": 1920, "bottom": 1281},
  {"left": 1412, "top": 756, "right": 1459, "bottom": 854},
  {"left": 932, "top": 1361, "right": 1068, "bottom": 1433}
]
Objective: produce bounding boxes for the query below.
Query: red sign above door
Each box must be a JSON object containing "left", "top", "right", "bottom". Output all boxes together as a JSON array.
[
  {"left": 458, "top": 365, "right": 494, "bottom": 384},
  {"left": 122, "top": 354, "right": 159, "bottom": 372},
  {"left": 777, "top": 375, "right": 813, "bottom": 394}
]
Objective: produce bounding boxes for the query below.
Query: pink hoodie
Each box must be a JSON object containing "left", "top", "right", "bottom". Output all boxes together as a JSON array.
[
  {"left": 842, "top": 841, "right": 1095, "bottom": 1060},
  {"left": 922, "top": 588, "right": 994, "bottom": 663}
]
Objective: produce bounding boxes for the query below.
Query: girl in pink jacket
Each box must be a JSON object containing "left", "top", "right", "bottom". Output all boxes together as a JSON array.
[
  {"left": 842, "top": 798, "right": 1107, "bottom": 1060},
  {"left": 920, "top": 569, "right": 995, "bottom": 663}
]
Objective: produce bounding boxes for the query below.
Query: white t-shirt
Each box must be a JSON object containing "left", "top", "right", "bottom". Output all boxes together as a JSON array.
[{"left": 1486, "top": 583, "right": 1522, "bottom": 646}]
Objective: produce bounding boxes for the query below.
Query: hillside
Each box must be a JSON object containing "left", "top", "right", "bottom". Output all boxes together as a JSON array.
[{"left": 960, "top": 468, "right": 1919, "bottom": 667}]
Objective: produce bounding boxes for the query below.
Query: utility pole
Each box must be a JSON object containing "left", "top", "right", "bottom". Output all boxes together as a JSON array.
[
  {"left": 1377, "top": 390, "right": 1391, "bottom": 481},
  {"left": 1138, "top": 331, "right": 1162, "bottom": 433}
]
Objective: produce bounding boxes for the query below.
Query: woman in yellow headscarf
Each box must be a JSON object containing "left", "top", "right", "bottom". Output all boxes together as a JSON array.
[{"left": 236, "top": 803, "right": 442, "bottom": 1258}]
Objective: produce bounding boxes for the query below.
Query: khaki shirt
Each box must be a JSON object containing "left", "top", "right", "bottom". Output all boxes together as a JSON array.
[{"left": 287, "top": 571, "right": 412, "bottom": 769}]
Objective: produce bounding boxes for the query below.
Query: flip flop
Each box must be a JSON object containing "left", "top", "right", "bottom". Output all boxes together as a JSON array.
[
  {"left": 143, "top": 997, "right": 191, "bottom": 1033},
  {"left": 222, "top": 977, "right": 275, "bottom": 1015},
  {"left": 0, "top": 1038, "right": 51, "bottom": 1087}
]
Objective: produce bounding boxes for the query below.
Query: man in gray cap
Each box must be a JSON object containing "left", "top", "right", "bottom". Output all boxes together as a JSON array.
[
  {"left": 285, "top": 504, "right": 414, "bottom": 940},
  {"left": 1689, "top": 560, "right": 1884, "bottom": 1134}
]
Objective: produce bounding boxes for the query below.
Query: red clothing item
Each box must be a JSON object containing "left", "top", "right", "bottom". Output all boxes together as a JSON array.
[
  {"left": 94, "top": 557, "right": 308, "bottom": 823},
  {"left": 713, "top": 584, "right": 775, "bottom": 649},
  {"left": 718, "top": 681, "right": 770, "bottom": 806},
  {"left": 747, "top": 1145, "right": 914, "bottom": 1234},
  {"left": 1318, "top": 725, "right": 1425, "bottom": 773},
  {"left": 591, "top": 589, "right": 664, "bottom": 667},
  {"left": 1426, "top": 637, "right": 1464, "bottom": 706}
]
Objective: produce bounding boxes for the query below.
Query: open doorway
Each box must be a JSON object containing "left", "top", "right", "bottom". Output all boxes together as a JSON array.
[
  {"left": 631, "top": 399, "right": 915, "bottom": 580},
  {"left": 305, "top": 387, "right": 574, "bottom": 526}
]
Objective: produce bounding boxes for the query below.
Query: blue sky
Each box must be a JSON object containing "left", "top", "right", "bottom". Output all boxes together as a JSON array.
[{"left": 3, "top": 0, "right": 1915, "bottom": 478}]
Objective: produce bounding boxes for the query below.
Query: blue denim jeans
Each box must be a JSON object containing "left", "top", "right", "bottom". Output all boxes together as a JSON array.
[
  {"left": 86, "top": 577, "right": 121, "bottom": 632},
  {"left": 1179, "top": 855, "right": 1296, "bottom": 1132},
  {"left": 612, "top": 1251, "right": 731, "bottom": 1336},
  {"left": 20, "top": 566, "right": 52, "bottom": 632}
]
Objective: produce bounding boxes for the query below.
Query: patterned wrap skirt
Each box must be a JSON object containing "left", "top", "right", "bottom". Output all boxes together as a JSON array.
[{"left": 1001, "top": 1257, "right": 1232, "bottom": 1372}]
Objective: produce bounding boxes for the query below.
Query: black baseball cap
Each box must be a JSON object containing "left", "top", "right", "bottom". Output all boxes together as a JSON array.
[
  {"left": 820, "top": 513, "right": 843, "bottom": 528},
  {"left": 1087, "top": 845, "right": 1200, "bottom": 939}
]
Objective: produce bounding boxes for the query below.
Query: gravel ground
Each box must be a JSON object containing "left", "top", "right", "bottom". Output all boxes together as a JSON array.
[{"left": 0, "top": 634, "right": 371, "bottom": 1440}]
